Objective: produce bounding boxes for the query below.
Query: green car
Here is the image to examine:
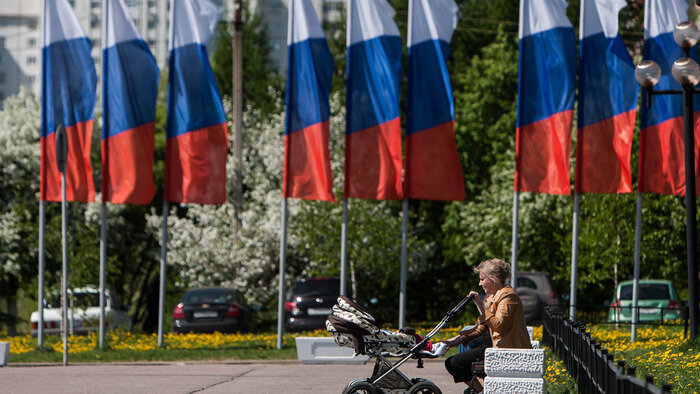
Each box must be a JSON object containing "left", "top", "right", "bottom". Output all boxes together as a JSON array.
[{"left": 607, "top": 280, "right": 681, "bottom": 322}]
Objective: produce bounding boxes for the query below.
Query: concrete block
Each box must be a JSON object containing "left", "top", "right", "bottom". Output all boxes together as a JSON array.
[
  {"left": 0, "top": 341, "right": 9, "bottom": 366},
  {"left": 484, "top": 377, "right": 545, "bottom": 393},
  {"left": 295, "top": 337, "right": 369, "bottom": 364},
  {"left": 530, "top": 340, "right": 540, "bottom": 349},
  {"left": 527, "top": 326, "right": 534, "bottom": 341},
  {"left": 484, "top": 348, "right": 546, "bottom": 378}
]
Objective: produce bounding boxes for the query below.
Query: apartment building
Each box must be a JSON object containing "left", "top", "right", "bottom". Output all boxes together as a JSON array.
[
  {"left": 0, "top": 0, "right": 41, "bottom": 105},
  {"left": 0, "top": 0, "right": 342, "bottom": 106}
]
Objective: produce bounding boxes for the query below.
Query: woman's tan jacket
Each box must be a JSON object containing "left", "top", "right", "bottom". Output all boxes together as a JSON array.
[{"left": 459, "top": 285, "right": 532, "bottom": 349}]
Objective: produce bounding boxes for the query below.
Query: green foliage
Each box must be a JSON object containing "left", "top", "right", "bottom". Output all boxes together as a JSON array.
[{"left": 453, "top": 31, "right": 518, "bottom": 198}]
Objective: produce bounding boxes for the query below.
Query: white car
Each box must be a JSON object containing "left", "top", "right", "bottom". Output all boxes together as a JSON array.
[{"left": 30, "top": 287, "right": 131, "bottom": 335}]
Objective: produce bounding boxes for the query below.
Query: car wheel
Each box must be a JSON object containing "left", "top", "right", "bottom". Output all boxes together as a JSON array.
[{"left": 342, "top": 379, "right": 378, "bottom": 394}]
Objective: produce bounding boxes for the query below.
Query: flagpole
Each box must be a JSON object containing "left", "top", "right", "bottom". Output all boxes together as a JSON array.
[
  {"left": 398, "top": 198, "right": 408, "bottom": 328},
  {"left": 340, "top": 0, "right": 352, "bottom": 299},
  {"left": 38, "top": 200, "right": 45, "bottom": 348},
  {"left": 98, "top": 0, "right": 108, "bottom": 351},
  {"left": 569, "top": 192, "right": 580, "bottom": 319},
  {"left": 511, "top": 191, "right": 520, "bottom": 287},
  {"left": 631, "top": 193, "right": 642, "bottom": 341},
  {"left": 340, "top": 198, "right": 349, "bottom": 296},
  {"left": 398, "top": 0, "right": 414, "bottom": 331},
  {"left": 61, "top": 171, "right": 68, "bottom": 366},
  {"left": 277, "top": 198, "right": 288, "bottom": 349},
  {"left": 231, "top": 0, "right": 243, "bottom": 237},
  {"left": 37, "top": 0, "right": 46, "bottom": 351},
  {"left": 158, "top": 201, "right": 168, "bottom": 348},
  {"left": 99, "top": 202, "right": 106, "bottom": 349}
]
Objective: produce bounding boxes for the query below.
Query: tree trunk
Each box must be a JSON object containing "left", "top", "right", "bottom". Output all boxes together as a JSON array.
[{"left": 6, "top": 297, "right": 17, "bottom": 336}]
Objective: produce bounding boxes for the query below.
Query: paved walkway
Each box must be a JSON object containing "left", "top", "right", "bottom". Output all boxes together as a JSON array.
[{"left": 0, "top": 359, "right": 462, "bottom": 393}]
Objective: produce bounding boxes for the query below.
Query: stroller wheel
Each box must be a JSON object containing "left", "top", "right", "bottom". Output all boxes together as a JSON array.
[
  {"left": 342, "top": 379, "right": 378, "bottom": 394},
  {"left": 408, "top": 379, "right": 442, "bottom": 394}
]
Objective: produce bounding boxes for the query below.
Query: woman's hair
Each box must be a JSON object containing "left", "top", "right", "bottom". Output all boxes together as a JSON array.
[{"left": 474, "top": 258, "right": 510, "bottom": 286}]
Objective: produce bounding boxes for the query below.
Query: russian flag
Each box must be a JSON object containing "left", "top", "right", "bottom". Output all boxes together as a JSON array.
[
  {"left": 405, "top": 0, "right": 465, "bottom": 201},
  {"left": 515, "top": 0, "right": 576, "bottom": 195},
  {"left": 40, "top": 0, "right": 96, "bottom": 202},
  {"left": 102, "top": 0, "right": 158, "bottom": 204},
  {"left": 283, "top": 0, "right": 336, "bottom": 202},
  {"left": 165, "top": 0, "right": 229, "bottom": 204},
  {"left": 575, "top": 0, "right": 637, "bottom": 194},
  {"left": 345, "top": 0, "right": 403, "bottom": 200},
  {"left": 639, "top": 0, "right": 700, "bottom": 196}
]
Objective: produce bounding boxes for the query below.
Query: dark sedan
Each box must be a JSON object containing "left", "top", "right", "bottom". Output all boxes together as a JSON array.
[
  {"left": 171, "top": 288, "right": 252, "bottom": 334},
  {"left": 285, "top": 278, "right": 340, "bottom": 331}
]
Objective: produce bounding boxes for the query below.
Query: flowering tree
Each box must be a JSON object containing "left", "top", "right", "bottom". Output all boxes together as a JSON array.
[
  {"left": 149, "top": 93, "right": 435, "bottom": 320},
  {"left": 0, "top": 88, "right": 42, "bottom": 333}
]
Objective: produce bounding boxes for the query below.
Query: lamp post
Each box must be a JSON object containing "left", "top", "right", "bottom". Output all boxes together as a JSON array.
[{"left": 635, "top": 22, "right": 700, "bottom": 340}]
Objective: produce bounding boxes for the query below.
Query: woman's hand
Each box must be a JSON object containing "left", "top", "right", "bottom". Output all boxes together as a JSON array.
[
  {"left": 469, "top": 291, "right": 486, "bottom": 316},
  {"left": 438, "top": 336, "right": 461, "bottom": 349}
]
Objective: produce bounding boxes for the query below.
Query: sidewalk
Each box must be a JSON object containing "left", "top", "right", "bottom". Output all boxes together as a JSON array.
[{"left": 0, "top": 359, "right": 459, "bottom": 393}]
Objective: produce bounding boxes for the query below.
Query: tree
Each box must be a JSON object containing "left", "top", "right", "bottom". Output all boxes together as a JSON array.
[{"left": 210, "top": 5, "right": 283, "bottom": 116}]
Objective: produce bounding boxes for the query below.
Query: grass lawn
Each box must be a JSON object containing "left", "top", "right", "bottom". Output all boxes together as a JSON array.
[
  {"left": 3, "top": 330, "right": 305, "bottom": 363},
  {"left": 587, "top": 324, "right": 700, "bottom": 392},
  {"left": 3, "top": 325, "right": 580, "bottom": 393},
  {"left": 10, "top": 347, "right": 298, "bottom": 363}
]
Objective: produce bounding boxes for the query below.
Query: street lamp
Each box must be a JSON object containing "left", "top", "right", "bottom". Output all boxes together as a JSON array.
[{"left": 635, "top": 22, "right": 700, "bottom": 340}]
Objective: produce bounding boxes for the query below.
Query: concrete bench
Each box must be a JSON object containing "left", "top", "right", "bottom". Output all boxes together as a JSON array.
[
  {"left": 295, "top": 337, "right": 369, "bottom": 364},
  {"left": 0, "top": 341, "right": 9, "bottom": 367},
  {"left": 483, "top": 348, "right": 546, "bottom": 393}
]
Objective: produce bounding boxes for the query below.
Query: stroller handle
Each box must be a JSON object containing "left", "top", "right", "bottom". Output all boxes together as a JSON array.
[
  {"left": 371, "top": 293, "right": 476, "bottom": 386},
  {"left": 409, "top": 293, "right": 475, "bottom": 354}
]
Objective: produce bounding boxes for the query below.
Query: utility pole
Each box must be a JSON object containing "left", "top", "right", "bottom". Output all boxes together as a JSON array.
[{"left": 232, "top": 0, "right": 243, "bottom": 237}]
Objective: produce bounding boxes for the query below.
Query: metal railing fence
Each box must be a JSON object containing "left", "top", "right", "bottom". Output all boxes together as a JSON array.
[{"left": 542, "top": 308, "right": 674, "bottom": 394}]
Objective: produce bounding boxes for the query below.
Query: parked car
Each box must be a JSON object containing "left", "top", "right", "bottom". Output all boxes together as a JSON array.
[
  {"left": 607, "top": 280, "right": 681, "bottom": 322},
  {"left": 171, "top": 287, "right": 252, "bottom": 333},
  {"left": 30, "top": 287, "right": 131, "bottom": 336},
  {"left": 285, "top": 278, "right": 340, "bottom": 331},
  {"left": 515, "top": 271, "right": 561, "bottom": 324}
]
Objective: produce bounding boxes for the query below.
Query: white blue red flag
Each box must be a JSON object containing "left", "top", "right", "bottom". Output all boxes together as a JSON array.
[
  {"left": 515, "top": 0, "right": 576, "bottom": 195},
  {"left": 345, "top": 0, "right": 403, "bottom": 200},
  {"left": 639, "top": 0, "right": 700, "bottom": 196},
  {"left": 165, "top": 0, "right": 229, "bottom": 204},
  {"left": 405, "top": 0, "right": 464, "bottom": 201},
  {"left": 575, "top": 0, "right": 637, "bottom": 194},
  {"left": 102, "top": 0, "right": 158, "bottom": 204},
  {"left": 41, "top": 0, "right": 96, "bottom": 202},
  {"left": 283, "top": 0, "right": 336, "bottom": 202}
]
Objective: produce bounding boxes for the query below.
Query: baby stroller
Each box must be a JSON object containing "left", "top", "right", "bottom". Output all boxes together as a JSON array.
[{"left": 326, "top": 294, "right": 475, "bottom": 394}]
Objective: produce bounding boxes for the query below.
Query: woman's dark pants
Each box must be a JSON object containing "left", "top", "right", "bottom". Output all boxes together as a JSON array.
[{"left": 444, "top": 343, "right": 487, "bottom": 383}]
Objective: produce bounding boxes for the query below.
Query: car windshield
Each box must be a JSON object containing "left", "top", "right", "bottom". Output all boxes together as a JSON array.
[
  {"left": 182, "top": 289, "right": 236, "bottom": 303},
  {"left": 517, "top": 277, "right": 538, "bottom": 289},
  {"left": 619, "top": 284, "right": 671, "bottom": 300},
  {"left": 72, "top": 293, "right": 99, "bottom": 308},
  {"left": 46, "top": 293, "right": 99, "bottom": 308},
  {"left": 292, "top": 280, "right": 340, "bottom": 297}
]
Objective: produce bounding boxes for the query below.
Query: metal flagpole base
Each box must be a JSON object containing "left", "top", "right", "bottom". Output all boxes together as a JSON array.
[
  {"left": 99, "top": 202, "right": 107, "bottom": 349},
  {"left": 158, "top": 201, "right": 168, "bottom": 348},
  {"left": 399, "top": 199, "right": 408, "bottom": 328},
  {"left": 277, "top": 198, "right": 289, "bottom": 350},
  {"left": 569, "top": 193, "right": 580, "bottom": 320},
  {"left": 340, "top": 199, "right": 349, "bottom": 296}
]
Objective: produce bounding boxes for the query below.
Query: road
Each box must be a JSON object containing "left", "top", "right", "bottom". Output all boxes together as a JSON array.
[{"left": 0, "top": 359, "right": 463, "bottom": 393}]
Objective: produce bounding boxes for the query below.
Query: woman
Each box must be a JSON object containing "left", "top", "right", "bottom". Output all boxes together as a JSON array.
[{"left": 440, "top": 258, "right": 531, "bottom": 388}]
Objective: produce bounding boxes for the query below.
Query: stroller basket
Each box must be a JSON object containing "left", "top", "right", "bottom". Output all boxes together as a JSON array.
[{"left": 326, "top": 297, "right": 417, "bottom": 357}]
